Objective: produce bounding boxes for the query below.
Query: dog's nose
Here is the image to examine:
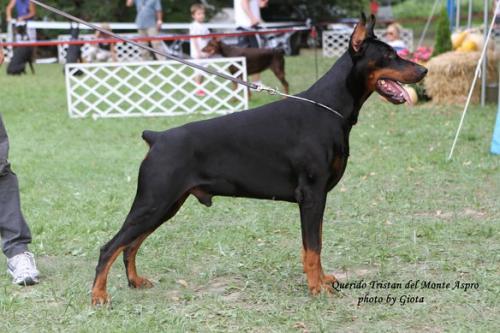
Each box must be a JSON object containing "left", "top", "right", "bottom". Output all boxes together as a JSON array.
[{"left": 419, "top": 66, "right": 428, "bottom": 76}]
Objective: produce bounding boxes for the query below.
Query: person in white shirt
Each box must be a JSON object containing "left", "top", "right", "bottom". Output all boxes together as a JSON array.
[
  {"left": 189, "top": 4, "right": 210, "bottom": 97},
  {"left": 89, "top": 23, "right": 118, "bottom": 63},
  {"left": 234, "top": 0, "right": 263, "bottom": 33},
  {"left": 234, "top": 0, "right": 268, "bottom": 85},
  {"left": 384, "top": 23, "right": 408, "bottom": 53}
]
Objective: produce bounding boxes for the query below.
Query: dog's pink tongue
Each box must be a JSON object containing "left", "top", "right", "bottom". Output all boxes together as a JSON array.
[
  {"left": 401, "top": 85, "right": 413, "bottom": 105},
  {"left": 388, "top": 80, "right": 413, "bottom": 105}
]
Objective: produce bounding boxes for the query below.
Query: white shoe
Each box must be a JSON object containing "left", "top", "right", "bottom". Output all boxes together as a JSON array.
[{"left": 7, "top": 252, "right": 40, "bottom": 286}]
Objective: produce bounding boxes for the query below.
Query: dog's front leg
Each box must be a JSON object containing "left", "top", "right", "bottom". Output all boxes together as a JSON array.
[{"left": 297, "top": 184, "right": 336, "bottom": 295}]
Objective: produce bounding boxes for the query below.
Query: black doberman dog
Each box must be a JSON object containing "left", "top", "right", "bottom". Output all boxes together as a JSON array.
[
  {"left": 202, "top": 38, "right": 289, "bottom": 95},
  {"left": 91, "top": 14, "right": 427, "bottom": 305},
  {"left": 64, "top": 24, "right": 84, "bottom": 76},
  {"left": 7, "top": 24, "right": 35, "bottom": 75}
]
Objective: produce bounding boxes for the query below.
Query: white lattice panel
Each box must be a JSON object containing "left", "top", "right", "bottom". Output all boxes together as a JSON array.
[
  {"left": 58, "top": 34, "right": 143, "bottom": 63},
  {"left": 323, "top": 28, "right": 414, "bottom": 58},
  {"left": 322, "top": 30, "right": 351, "bottom": 58},
  {"left": 65, "top": 57, "right": 248, "bottom": 119},
  {"left": 1, "top": 33, "right": 13, "bottom": 63}
]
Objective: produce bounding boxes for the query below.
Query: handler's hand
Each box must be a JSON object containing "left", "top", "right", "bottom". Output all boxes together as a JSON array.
[
  {"left": 0, "top": 49, "right": 4, "bottom": 65},
  {"left": 250, "top": 17, "right": 261, "bottom": 27}
]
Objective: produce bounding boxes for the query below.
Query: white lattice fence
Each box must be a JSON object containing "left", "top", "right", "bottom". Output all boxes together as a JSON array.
[
  {"left": 322, "top": 30, "right": 351, "bottom": 58},
  {"left": 322, "top": 28, "right": 414, "bottom": 58},
  {"left": 65, "top": 57, "right": 248, "bottom": 119},
  {"left": 58, "top": 34, "right": 143, "bottom": 63},
  {"left": 0, "top": 34, "right": 13, "bottom": 63}
]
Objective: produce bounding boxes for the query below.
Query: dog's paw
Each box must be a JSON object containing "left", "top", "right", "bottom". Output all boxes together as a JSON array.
[
  {"left": 309, "top": 282, "right": 334, "bottom": 295},
  {"left": 91, "top": 291, "right": 110, "bottom": 306},
  {"left": 129, "top": 276, "right": 154, "bottom": 289},
  {"left": 322, "top": 274, "right": 337, "bottom": 284},
  {"left": 309, "top": 274, "right": 337, "bottom": 295}
]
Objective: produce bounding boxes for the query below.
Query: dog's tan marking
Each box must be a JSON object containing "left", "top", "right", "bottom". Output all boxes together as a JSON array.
[
  {"left": 351, "top": 22, "right": 367, "bottom": 52},
  {"left": 126, "top": 232, "right": 154, "bottom": 289},
  {"left": 91, "top": 245, "right": 126, "bottom": 305},
  {"left": 303, "top": 249, "right": 335, "bottom": 295}
]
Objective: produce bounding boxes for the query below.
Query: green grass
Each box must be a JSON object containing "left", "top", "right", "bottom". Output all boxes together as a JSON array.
[
  {"left": 393, "top": 0, "right": 487, "bottom": 20},
  {"left": 0, "top": 52, "right": 498, "bottom": 332}
]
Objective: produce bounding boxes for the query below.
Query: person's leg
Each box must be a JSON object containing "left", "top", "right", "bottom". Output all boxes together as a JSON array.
[
  {"left": 147, "top": 27, "right": 167, "bottom": 61},
  {"left": 194, "top": 71, "right": 206, "bottom": 97},
  {"left": 138, "top": 29, "right": 152, "bottom": 60},
  {"left": 88, "top": 46, "right": 98, "bottom": 62},
  {"left": 0, "top": 114, "right": 32, "bottom": 258},
  {"left": 96, "top": 49, "right": 111, "bottom": 62},
  {"left": 252, "top": 73, "right": 262, "bottom": 84},
  {"left": 246, "top": 33, "right": 262, "bottom": 84},
  {"left": 0, "top": 114, "right": 38, "bottom": 285}
]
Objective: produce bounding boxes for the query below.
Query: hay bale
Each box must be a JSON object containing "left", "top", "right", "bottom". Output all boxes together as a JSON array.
[{"left": 424, "top": 51, "right": 499, "bottom": 104}]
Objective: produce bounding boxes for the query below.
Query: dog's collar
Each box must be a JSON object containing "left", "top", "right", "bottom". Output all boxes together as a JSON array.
[{"left": 254, "top": 85, "right": 344, "bottom": 119}]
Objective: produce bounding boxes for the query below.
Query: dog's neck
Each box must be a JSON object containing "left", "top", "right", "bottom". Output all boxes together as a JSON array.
[
  {"left": 217, "top": 42, "right": 232, "bottom": 56},
  {"left": 303, "top": 52, "right": 373, "bottom": 128}
]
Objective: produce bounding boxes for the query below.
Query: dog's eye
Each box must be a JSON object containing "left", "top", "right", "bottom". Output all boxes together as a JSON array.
[{"left": 386, "top": 53, "right": 396, "bottom": 60}]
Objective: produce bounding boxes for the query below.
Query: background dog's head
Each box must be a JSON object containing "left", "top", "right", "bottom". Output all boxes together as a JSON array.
[
  {"left": 70, "top": 25, "right": 80, "bottom": 40},
  {"left": 15, "top": 23, "right": 28, "bottom": 39},
  {"left": 202, "top": 38, "right": 223, "bottom": 56}
]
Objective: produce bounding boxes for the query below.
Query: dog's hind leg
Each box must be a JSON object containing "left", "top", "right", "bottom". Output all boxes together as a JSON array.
[
  {"left": 122, "top": 185, "right": 213, "bottom": 291},
  {"left": 271, "top": 58, "right": 289, "bottom": 95},
  {"left": 28, "top": 60, "right": 35, "bottom": 74},
  {"left": 91, "top": 158, "right": 189, "bottom": 305},
  {"left": 122, "top": 192, "right": 189, "bottom": 289},
  {"left": 91, "top": 192, "right": 187, "bottom": 305}
]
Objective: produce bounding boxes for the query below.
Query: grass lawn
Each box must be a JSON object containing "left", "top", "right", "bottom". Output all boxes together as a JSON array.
[{"left": 0, "top": 52, "right": 498, "bottom": 332}]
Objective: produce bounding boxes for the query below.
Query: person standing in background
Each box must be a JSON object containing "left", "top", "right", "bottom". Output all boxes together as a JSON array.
[
  {"left": 384, "top": 22, "right": 408, "bottom": 54},
  {"left": 126, "top": 0, "right": 166, "bottom": 60},
  {"left": 189, "top": 4, "right": 210, "bottom": 97},
  {"left": 234, "top": 0, "right": 268, "bottom": 86},
  {"left": 0, "top": 113, "right": 40, "bottom": 286},
  {"left": 6, "top": 0, "right": 37, "bottom": 41},
  {"left": 0, "top": 45, "right": 40, "bottom": 287},
  {"left": 89, "top": 23, "right": 118, "bottom": 63}
]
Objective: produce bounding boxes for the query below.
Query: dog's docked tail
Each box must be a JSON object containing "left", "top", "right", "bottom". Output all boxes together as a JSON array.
[{"left": 142, "top": 130, "right": 160, "bottom": 147}]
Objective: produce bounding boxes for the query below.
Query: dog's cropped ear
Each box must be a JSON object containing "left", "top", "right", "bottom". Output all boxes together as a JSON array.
[
  {"left": 350, "top": 12, "right": 367, "bottom": 54},
  {"left": 366, "top": 14, "right": 376, "bottom": 38}
]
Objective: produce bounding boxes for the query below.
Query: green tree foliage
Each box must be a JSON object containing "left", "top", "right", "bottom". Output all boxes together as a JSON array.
[
  {"left": 432, "top": 7, "right": 452, "bottom": 57},
  {"left": 27, "top": 0, "right": 365, "bottom": 23},
  {"left": 261, "top": 0, "right": 366, "bottom": 21}
]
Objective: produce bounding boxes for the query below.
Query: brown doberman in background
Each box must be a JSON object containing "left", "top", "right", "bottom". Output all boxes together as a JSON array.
[{"left": 202, "top": 38, "right": 289, "bottom": 95}]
